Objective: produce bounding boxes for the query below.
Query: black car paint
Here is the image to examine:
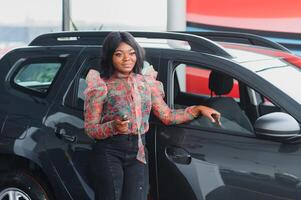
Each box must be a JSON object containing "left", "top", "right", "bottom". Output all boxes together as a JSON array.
[
  {"left": 154, "top": 52, "right": 301, "bottom": 200},
  {"left": 0, "top": 35, "right": 300, "bottom": 200}
]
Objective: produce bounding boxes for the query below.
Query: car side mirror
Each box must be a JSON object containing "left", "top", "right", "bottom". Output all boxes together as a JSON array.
[{"left": 254, "top": 112, "right": 300, "bottom": 141}]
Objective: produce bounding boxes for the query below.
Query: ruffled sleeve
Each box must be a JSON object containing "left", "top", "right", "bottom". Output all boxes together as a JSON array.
[
  {"left": 84, "top": 69, "right": 116, "bottom": 139},
  {"left": 143, "top": 67, "right": 196, "bottom": 125},
  {"left": 84, "top": 69, "right": 107, "bottom": 101}
]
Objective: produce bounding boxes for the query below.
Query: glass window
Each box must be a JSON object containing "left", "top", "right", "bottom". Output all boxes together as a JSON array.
[
  {"left": 239, "top": 57, "right": 301, "bottom": 104},
  {"left": 174, "top": 63, "right": 254, "bottom": 136},
  {"left": 13, "top": 61, "right": 62, "bottom": 94},
  {"left": 175, "top": 64, "right": 240, "bottom": 100}
]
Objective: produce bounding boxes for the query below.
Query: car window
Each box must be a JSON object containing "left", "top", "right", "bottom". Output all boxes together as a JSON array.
[
  {"left": 12, "top": 59, "right": 63, "bottom": 95},
  {"left": 175, "top": 64, "right": 240, "bottom": 100},
  {"left": 241, "top": 58, "right": 301, "bottom": 104},
  {"left": 173, "top": 63, "right": 255, "bottom": 136}
]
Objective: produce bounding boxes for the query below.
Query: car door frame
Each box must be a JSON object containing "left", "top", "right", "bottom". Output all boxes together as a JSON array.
[{"left": 40, "top": 47, "right": 98, "bottom": 200}]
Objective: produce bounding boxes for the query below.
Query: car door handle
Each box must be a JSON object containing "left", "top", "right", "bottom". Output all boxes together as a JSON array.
[
  {"left": 55, "top": 128, "right": 77, "bottom": 143},
  {"left": 165, "top": 146, "right": 191, "bottom": 165}
]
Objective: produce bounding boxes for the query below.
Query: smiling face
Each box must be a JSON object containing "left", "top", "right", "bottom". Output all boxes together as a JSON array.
[{"left": 112, "top": 42, "right": 137, "bottom": 76}]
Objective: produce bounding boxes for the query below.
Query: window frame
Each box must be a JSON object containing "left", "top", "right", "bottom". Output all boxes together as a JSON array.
[
  {"left": 174, "top": 63, "right": 242, "bottom": 102},
  {"left": 10, "top": 57, "right": 66, "bottom": 98},
  {"left": 168, "top": 59, "right": 257, "bottom": 137}
]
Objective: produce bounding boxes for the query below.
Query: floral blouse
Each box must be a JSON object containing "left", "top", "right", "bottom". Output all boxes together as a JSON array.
[{"left": 84, "top": 69, "right": 196, "bottom": 140}]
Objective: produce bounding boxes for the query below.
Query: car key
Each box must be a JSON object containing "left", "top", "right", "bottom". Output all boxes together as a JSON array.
[{"left": 212, "top": 113, "right": 222, "bottom": 127}]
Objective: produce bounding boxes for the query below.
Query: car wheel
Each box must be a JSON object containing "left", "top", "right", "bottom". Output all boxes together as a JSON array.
[{"left": 0, "top": 170, "right": 51, "bottom": 200}]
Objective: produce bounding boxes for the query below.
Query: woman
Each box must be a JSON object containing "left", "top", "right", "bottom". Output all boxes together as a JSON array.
[{"left": 84, "top": 31, "right": 221, "bottom": 200}]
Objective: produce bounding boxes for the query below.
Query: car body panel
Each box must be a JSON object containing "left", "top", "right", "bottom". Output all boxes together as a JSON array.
[
  {"left": 156, "top": 125, "right": 301, "bottom": 200},
  {"left": 154, "top": 50, "right": 301, "bottom": 200}
]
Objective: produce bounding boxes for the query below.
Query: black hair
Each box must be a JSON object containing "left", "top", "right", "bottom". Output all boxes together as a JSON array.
[{"left": 99, "top": 32, "right": 145, "bottom": 79}]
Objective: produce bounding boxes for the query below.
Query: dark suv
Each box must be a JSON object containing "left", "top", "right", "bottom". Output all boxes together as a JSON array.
[{"left": 0, "top": 31, "right": 301, "bottom": 200}]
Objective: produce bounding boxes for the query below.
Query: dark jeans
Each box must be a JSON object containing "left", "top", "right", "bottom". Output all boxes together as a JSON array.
[{"left": 92, "top": 134, "right": 149, "bottom": 200}]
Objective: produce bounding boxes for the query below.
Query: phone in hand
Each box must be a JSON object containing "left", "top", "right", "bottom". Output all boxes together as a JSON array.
[{"left": 122, "top": 115, "right": 129, "bottom": 121}]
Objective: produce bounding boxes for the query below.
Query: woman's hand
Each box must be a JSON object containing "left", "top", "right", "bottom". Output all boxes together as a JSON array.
[
  {"left": 114, "top": 118, "right": 130, "bottom": 133},
  {"left": 192, "top": 105, "right": 221, "bottom": 126}
]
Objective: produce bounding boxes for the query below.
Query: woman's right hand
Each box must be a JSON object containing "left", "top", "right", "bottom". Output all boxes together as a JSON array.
[{"left": 114, "top": 118, "right": 130, "bottom": 133}]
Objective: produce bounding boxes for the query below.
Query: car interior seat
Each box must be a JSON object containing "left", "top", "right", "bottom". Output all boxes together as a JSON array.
[{"left": 205, "top": 71, "right": 254, "bottom": 134}]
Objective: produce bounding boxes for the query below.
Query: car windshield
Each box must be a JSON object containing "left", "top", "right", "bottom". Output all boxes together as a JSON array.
[
  {"left": 241, "top": 59, "right": 301, "bottom": 104},
  {"left": 227, "top": 47, "right": 301, "bottom": 104},
  {"left": 256, "top": 65, "right": 301, "bottom": 104}
]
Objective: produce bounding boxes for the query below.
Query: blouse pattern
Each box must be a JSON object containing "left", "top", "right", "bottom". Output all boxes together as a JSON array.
[{"left": 84, "top": 69, "right": 196, "bottom": 140}]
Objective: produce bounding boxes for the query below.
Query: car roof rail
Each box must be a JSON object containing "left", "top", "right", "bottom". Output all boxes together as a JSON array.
[
  {"left": 29, "top": 31, "right": 232, "bottom": 58},
  {"left": 181, "top": 31, "right": 291, "bottom": 53}
]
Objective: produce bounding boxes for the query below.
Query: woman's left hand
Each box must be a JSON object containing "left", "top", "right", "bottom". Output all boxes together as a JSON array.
[{"left": 192, "top": 105, "right": 221, "bottom": 126}]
